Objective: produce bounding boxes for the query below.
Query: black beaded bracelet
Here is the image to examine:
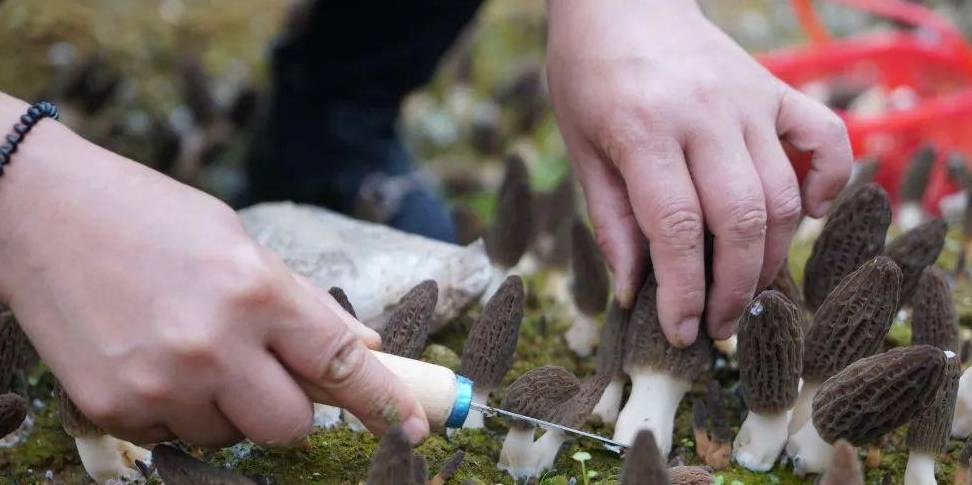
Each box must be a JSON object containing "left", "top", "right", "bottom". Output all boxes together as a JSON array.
[{"left": 0, "top": 101, "right": 60, "bottom": 175}]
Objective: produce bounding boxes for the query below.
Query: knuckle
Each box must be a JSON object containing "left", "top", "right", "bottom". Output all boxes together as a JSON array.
[
  {"left": 689, "top": 74, "right": 720, "bottom": 104},
  {"left": 768, "top": 185, "right": 803, "bottom": 225},
  {"left": 162, "top": 328, "right": 221, "bottom": 366},
  {"left": 656, "top": 203, "right": 704, "bottom": 250},
  {"left": 725, "top": 203, "right": 767, "bottom": 242}
]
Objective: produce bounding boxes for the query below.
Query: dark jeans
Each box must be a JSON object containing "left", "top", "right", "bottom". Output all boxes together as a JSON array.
[{"left": 241, "top": 1, "right": 484, "bottom": 243}]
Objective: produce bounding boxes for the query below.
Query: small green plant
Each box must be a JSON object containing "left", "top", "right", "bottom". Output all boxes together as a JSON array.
[{"left": 571, "top": 450, "right": 598, "bottom": 485}]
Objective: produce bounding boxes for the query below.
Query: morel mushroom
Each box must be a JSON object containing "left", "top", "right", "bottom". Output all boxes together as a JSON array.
[
  {"left": 905, "top": 353, "right": 961, "bottom": 485},
  {"left": 58, "top": 385, "right": 152, "bottom": 484},
  {"left": 482, "top": 154, "right": 532, "bottom": 301},
  {"left": 529, "top": 174, "right": 576, "bottom": 268},
  {"left": 380, "top": 280, "right": 437, "bottom": 359},
  {"left": 957, "top": 436, "right": 972, "bottom": 485},
  {"left": 531, "top": 374, "right": 612, "bottom": 475},
  {"left": 366, "top": 425, "right": 426, "bottom": 485},
  {"left": 154, "top": 444, "right": 255, "bottom": 484},
  {"left": 789, "top": 256, "right": 901, "bottom": 437},
  {"left": 0, "top": 392, "right": 27, "bottom": 438},
  {"left": 328, "top": 286, "right": 357, "bottom": 318},
  {"left": 790, "top": 345, "right": 948, "bottom": 475},
  {"left": 316, "top": 287, "right": 357, "bottom": 429},
  {"left": 803, "top": 182, "right": 892, "bottom": 310},
  {"left": 766, "top": 260, "right": 806, "bottom": 325},
  {"left": 694, "top": 381, "right": 731, "bottom": 470},
  {"left": 591, "top": 301, "right": 628, "bottom": 425},
  {"left": 429, "top": 450, "right": 465, "bottom": 485},
  {"left": 819, "top": 440, "right": 864, "bottom": 485},
  {"left": 460, "top": 275, "right": 524, "bottom": 428},
  {"left": 885, "top": 218, "right": 947, "bottom": 306},
  {"left": 564, "top": 219, "right": 610, "bottom": 356},
  {"left": 911, "top": 266, "right": 959, "bottom": 352},
  {"left": 497, "top": 365, "right": 580, "bottom": 479},
  {"left": 733, "top": 291, "right": 804, "bottom": 472},
  {"left": 620, "top": 429, "right": 669, "bottom": 485},
  {"left": 614, "top": 267, "right": 714, "bottom": 453},
  {"left": 897, "top": 144, "right": 937, "bottom": 231}
]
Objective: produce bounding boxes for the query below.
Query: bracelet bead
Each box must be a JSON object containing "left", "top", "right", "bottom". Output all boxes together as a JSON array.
[{"left": 0, "top": 101, "right": 60, "bottom": 175}]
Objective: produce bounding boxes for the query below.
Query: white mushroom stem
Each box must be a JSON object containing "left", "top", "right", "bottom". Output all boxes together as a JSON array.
[
  {"left": 786, "top": 422, "right": 835, "bottom": 476},
  {"left": 904, "top": 452, "right": 937, "bottom": 485},
  {"left": 74, "top": 435, "right": 150, "bottom": 484},
  {"left": 788, "top": 380, "right": 821, "bottom": 435},
  {"left": 543, "top": 271, "right": 571, "bottom": 304},
  {"left": 463, "top": 389, "right": 491, "bottom": 429},
  {"left": 532, "top": 429, "right": 568, "bottom": 476},
  {"left": 497, "top": 427, "right": 538, "bottom": 480},
  {"left": 714, "top": 336, "right": 737, "bottom": 356},
  {"left": 613, "top": 368, "right": 691, "bottom": 453},
  {"left": 481, "top": 266, "right": 515, "bottom": 305},
  {"left": 591, "top": 376, "right": 625, "bottom": 425},
  {"left": 564, "top": 307, "right": 599, "bottom": 357},
  {"left": 732, "top": 411, "right": 790, "bottom": 472},
  {"left": 953, "top": 366, "right": 972, "bottom": 438},
  {"left": 342, "top": 411, "right": 367, "bottom": 432},
  {"left": 312, "top": 403, "right": 342, "bottom": 429}
]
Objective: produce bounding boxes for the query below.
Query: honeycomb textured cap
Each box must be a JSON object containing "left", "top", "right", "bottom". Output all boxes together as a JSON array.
[
  {"left": 803, "top": 256, "right": 901, "bottom": 383},
  {"left": 884, "top": 218, "right": 947, "bottom": 305},
  {"left": 669, "top": 466, "right": 715, "bottom": 485},
  {"left": 803, "top": 183, "right": 892, "bottom": 311},
  {"left": 485, "top": 153, "right": 533, "bottom": 268},
  {"left": 596, "top": 300, "right": 629, "bottom": 378},
  {"left": 620, "top": 429, "right": 670, "bottom": 485},
  {"left": 738, "top": 290, "right": 804, "bottom": 414},
  {"left": 623, "top": 268, "right": 713, "bottom": 381},
  {"left": 819, "top": 440, "right": 864, "bottom": 485},
  {"left": 570, "top": 219, "right": 610, "bottom": 316},
  {"left": 911, "top": 265, "right": 959, "bottom": 353},
  {"left": 501, "top": 365, "right": 580, "bottom": 426},
  {"left": 906, "top": 355, "right": 962, "bottom": 453},
  {"left": 154, "top": 444, "right": 256, "bottom": 484},
  {"left": 459, "top": 275, "right": 524, "bottom": 389},
  {"left": 380, "top": 280, "right": 437, "bottom": 359},
  {"left": 811, "top": 345, "right": 947, "bottom": 446},
  {"left": 554, "top": 373, "right": 613, "bottom": 428},
  {"left": 366, "top": 425, "right": 425, "bottom": 485},
  {"left": 328, "top": 287, "right": 357, "bottom": 318},
  {"left": 765, "top": 260, "right": 806, "bottom": 329},
  {"left": 57, "top": 384, "right": 102, "bottom": 438},
  {"left": 0, "top": 392, "right": 27, "bottom": 438}
]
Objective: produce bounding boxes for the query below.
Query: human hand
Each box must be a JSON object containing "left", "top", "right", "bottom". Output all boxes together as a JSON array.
[
  {"left": 0, "top": 94, "right": 429, "bottom": 447},
  {"left": 546, "top": 0, "right": 851, "bottom": 345}
]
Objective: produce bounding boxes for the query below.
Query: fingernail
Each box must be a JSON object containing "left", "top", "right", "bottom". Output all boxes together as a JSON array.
[
  {"left": 674, "top": 318, "right": 699, "bottom": 347},
  {"left": 402, "top": 415, "right": 429, "bottom": 445},
  {"left": 816, "top": 199, "right": 833, "bottom": 217}
]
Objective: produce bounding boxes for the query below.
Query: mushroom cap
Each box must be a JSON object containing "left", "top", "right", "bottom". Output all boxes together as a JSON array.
[
  {"left": 485, "top": 153, "right": 533, "bottom": 268},
  {"left": 819, "top": 440, "right": 864, "bottom": 485},
  {"left": 366, "top": 425, "right": 425, "bottom": 485},
  {"left": 432, "top": 450, "right": 465, "bottom": 483},
  {"left": 460, "top": 275, "right": 524, "bottom": 390},
  {"left": 738, "top": 290, "right": 804, "bottom": 414},
  {"left": 899, "top": 144, "right": 937, "bottom": 204},
  {"left": 328, "top": 286, "right": 357, "bottom": 318},
  {"left": 803, "top": 183, "right": 892, "bottom": 311},
  {"left": 907, "top": 354, "right": 962, "bottom": 454},
  {"left": 154, "top": 444, "right": 256, "bottom": 484},
  {"left": 57, "top": 384, "right": 102, "bottom": 438},
  {"left": 0, "top": 310, "right": 37, "bottom": 393},
  {"left": 501, "top": 365, "right": 580, "bottom": 426},
  {"left": 570, "top": 219, "right": 609, "bottom": 316},
  {"left": 0, "top": 392, "right": 27, "bottom": 438},
  {"left": 380, "top": 280, "right": 437, "bottom": 359},
  {"left": 803, "top": 256, "right": 902, "bottom": 383},
  {"left": 623, "top": 267, "right": 713, "bottom": 381},
  {"left": 911, "top": 265, "right": 959, "bottom": 352},
  {"left": 669, "top": 466, "right": 715, "bottom": 485},
  {"left": 884, "top": 218, "right": 947, "bottom": 305},
  {"left": 704, "top": 380, "right": 732, "bottom": 444},
  {"left": 553, "top": 373, "right": 613, "bottom": 429},
  {"left": 765, "top": 260, "right": 806, "bottom": 328},
  {"left": 811, "top": 345, "right": 948, "bottom": 446},
  {"left": 595, "top": 300, "right": 629, "bottom": 378},
  {"left": 619, "top": 429, "right": 670, "bottom": 485}
]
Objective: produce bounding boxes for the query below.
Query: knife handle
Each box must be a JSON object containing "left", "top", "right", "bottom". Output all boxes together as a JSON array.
[{"left": 370, "top": 350, "right": 473, "bottom": 430}]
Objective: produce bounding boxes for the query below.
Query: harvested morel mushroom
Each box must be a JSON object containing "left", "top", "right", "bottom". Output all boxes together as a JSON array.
[
  {"left": 482, "top": 154, "right": 532, "bottom": 301},
  {"left": 591, "top": 301, "right": 629, "bottom": 425},
  {"left": 564, "top": 219, "right": 610, "bottom": 356},
  {"left": 154, "top": 444, "right": 255, "bottom": 484},
  {"left": 497, "top": 365, "right": 580, "bottom": 479},
  {"left": 733, "top": 290, "right": 804, "bottom": 472},
  {"left": 819, "top": 440, "right": 864, "bottom": 485},
  {"left": 789, "top": 256, "right": 901, "bottom": 437},
  {"left": 380, "top": 280, "right": 437, "bottom": 359},
  {"left": 58, "top": 384, "right": 151, "bottom": 484},
  {"left": 897, "top": 144, "right": 937, "bottom": 231},
  {"left": 885, "top": 218, "right": 947, "bottom": 306},
  {"left": 911, "top": 266, "right": 959, "bottom": 352},
  {"left": 614, "top": 266, "right": 714, "bottom": 453},
  {"left": 803, "top": 183, "right": 892, "bottom": 311},
  {"left": 619, "top": 429, "right": 669, "bottom": 485},
  {"left": 366, "top": 425, "right": 426, "bottom": 485},
  {"left": 905, "top": 353, "right": 960, "bottom": 485},
  {"left": 0, "top": 392, "right": 27, "bottom": 438},
  {"left": 791, "top": 345, "right": 948, "bottom": 475},
  {"left": 460, "top": 275, "right": 524, "bottom": 428}
]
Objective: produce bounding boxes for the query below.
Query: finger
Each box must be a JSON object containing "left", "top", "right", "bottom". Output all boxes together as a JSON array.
[
  {"left": 777, "top": 88, "right": 853, "bottom": 217},
  {"left": 746, "top": 122, "right": 803, "bottom": 288},
  {"left": 686, "top": 124, "right": 766, "bottom": 340},
  {"left": 571, "top": 151, "right": 647, "bottom": 308},
  {"left": 293, "top": 274, "right": 381, "bottom": 349},
  {"left": 165, "top": 401, "right": 244, "bottom": 448},
  {"left": 268, "top": 290, "right": 429, "bottom": 443},
  {"left": 218, "top": 352, "right": 314, "bottom": 447},
  {"left": 614, "top": 135, "right": 705, "bottom": 347}
]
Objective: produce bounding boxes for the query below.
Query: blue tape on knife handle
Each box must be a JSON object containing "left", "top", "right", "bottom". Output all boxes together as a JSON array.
[{"left": 446, "top": 375, "right": 473, "bottom": 428}]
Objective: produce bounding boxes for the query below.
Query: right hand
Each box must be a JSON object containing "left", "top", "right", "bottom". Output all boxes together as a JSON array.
[{"left": 0, "top": 94, "right": 429, "bottom": 447}]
